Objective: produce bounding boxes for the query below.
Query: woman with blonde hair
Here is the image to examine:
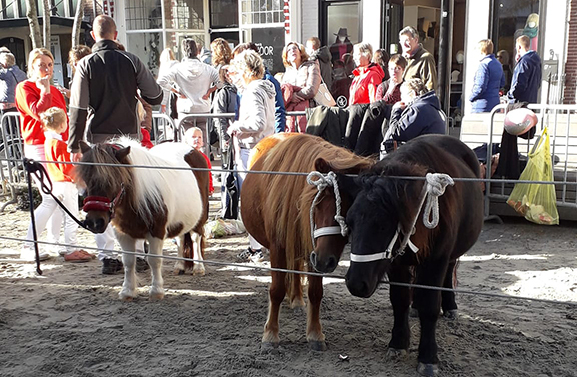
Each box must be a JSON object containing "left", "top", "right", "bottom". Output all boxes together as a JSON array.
[
  {"left": 280, "top": 41, "right": 320, "bottom": 132},
  {"left": 226, "top": 49, "right": 276, "bottom": 262},
  {"left": 15, "top": 48, "right": 70, "bottom": 261},
  {"left": 210, "top": 38, "right": 232, "bottom": 68}
]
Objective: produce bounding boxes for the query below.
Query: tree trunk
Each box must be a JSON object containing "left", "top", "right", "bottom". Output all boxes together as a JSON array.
[
  {"left": 71, "top": 0, "right": 86, "bottom": 47},
  {"left": 25, "top": 0, "right": 42, "bottom": 49},
  {"left": 43, "top": 0, "right": 51, "bottom": 49}
]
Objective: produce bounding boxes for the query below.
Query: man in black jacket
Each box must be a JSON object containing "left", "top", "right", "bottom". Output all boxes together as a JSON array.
[
  {"left": 68, "top": 15, "right": 163, "bottom": 274},
  {"left": 68, "top": 15, "right": 163, "bottom": 158}
]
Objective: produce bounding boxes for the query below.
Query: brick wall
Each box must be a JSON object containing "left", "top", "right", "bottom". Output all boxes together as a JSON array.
[{"left": 564, "top": 0, "right": 577, "bottom": 103}]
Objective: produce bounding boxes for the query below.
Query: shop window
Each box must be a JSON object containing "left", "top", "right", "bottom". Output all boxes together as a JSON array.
[
  {"left": 168, "top": 0, "right": 204, "bottom": 30},
  {"left": 127, "top": 32, "right": 163, "bottom": 75},
  {"left": 492, "top": 0, "right": 540, "bottom": 90},
  {"left": 322, "top": 1, "right": 360, "bottom": 63},
  {"left": 126, "top": 0, "right": 163, "bottom": 30},
  {"left": 210, "top": 0, "right": 238, "bottom": 28},
  {"left": 240, "top": 0, "right": 283, "bottom": 24}
]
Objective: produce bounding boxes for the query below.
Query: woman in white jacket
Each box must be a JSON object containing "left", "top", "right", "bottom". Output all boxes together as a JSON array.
[{"left": 227, "top": 49, "right": 276, "bottom": 262}]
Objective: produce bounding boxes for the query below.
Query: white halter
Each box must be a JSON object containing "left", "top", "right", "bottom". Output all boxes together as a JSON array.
[
  {"left": 307, "top": 171, "right": 348, "bottom": 250},
  {"left": 349, "top": 173, "right": 454, "bottom": 263}
]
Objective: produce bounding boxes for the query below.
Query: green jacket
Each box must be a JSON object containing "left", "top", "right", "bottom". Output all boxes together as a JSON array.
[{"left": 403, "top": 45, "right": 437, "bottom": 91}]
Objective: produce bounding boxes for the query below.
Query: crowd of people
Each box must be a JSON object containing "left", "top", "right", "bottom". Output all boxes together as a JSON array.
[{"left": 0, "top": 16, "right": 543, "bottom": 267}]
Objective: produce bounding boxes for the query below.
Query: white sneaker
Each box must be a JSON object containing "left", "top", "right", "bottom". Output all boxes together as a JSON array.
[{"left": 20, "top": 249, "right": 51, "bottom": 261}]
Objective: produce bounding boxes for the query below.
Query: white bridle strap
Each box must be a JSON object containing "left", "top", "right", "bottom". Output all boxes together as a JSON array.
[
  {"left": 307, "top": 171, "right": 348, "bottom": 250},
  {"left": 313, "top": 226, "right": 343, "bottom": 239},
  {"left": 350, "top": 226, "right": 419, "bottom": 263}
]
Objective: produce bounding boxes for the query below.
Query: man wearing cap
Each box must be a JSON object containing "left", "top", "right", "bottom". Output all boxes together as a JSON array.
[
  {"left": 399, "top": 25, "right": 437, "bottom": 92},
  {"left": 330, "top": 28, "right": 353, "bottom": 62}
]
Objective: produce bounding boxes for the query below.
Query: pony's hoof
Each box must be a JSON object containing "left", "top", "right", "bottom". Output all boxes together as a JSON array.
[
  {"left": 386, "top": 348, "right": 408, "bottom": 360},
  {"left": 308, "top": 340, "right": 327, "bottom": 351},
  {"left": 119, "top": 292, "right": 136, "bottom": 301},
  {"left": 192, "top": 265, "right": 205, "bottom": 276},
  {"left": 149, "top": 289, "right": 165, "bottom": 301},
  {"left": 443, "top": 309, "right": 458, "bottom": 320},
  {"left": 417, "top": 362, "right": 439, "bottom": 377},
  {"left": 261, "top": 342, "right": 279, "bottom": 352},
  {"left": 409, "top": 307, "right": 419, "bottom": 318},
  {"left": 174, "top": 269, "right": 185, "bottom": 275},
  {"left": 118, "top": 289, "right": 138, "bottom": 301}
]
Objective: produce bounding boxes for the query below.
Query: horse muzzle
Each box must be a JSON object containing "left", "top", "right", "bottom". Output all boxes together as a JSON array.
[
  {"left": 83, "top": 214, "right": 109, "bottom": 233},
  {"left": 345, "top": 262, "right": 384, "bottom": 298},
  {"left": 310, "top": 251, "right": 338, "bottom": 273}
]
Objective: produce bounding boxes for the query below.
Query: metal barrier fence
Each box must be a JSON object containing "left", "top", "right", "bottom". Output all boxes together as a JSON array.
[
  {"left": 177, "top": 111, "right": 306, "bottom": 158},
  {"left": 0, "top": 112, "right": 25, "bottom": 210},
  {"left": 0, "top": 110, "right": 306, "bottom": 211},
  {"left": 483, "top": 103, "right": 577, "bottom": 221}
]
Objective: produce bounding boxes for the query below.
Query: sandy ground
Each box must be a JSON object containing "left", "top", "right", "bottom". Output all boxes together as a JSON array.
[{"left": 0, "top": 191, "right": 576, "bottom": 377}]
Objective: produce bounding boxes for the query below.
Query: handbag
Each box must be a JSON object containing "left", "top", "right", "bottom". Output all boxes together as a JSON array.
[{"left": 314, "top": 79, "right": 336, "bottom": 107}]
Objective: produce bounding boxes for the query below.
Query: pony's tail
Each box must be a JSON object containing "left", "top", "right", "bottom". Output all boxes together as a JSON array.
[{"left": 183, "top": 232, "right": 194, "bottom": 270}]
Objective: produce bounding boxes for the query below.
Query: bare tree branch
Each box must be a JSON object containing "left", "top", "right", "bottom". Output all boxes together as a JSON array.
[{"left": 25, "top": 0, "right": 42, "bottom": 49}]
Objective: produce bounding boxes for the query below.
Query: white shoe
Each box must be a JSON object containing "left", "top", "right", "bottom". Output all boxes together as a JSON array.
[{"left": 20, "top": 249, "right": 51, "bottom": 261}]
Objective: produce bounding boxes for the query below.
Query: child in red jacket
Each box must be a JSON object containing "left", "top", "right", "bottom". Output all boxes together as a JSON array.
[{"left": 40, "top": 107, "right": 92, "bottom": 262}]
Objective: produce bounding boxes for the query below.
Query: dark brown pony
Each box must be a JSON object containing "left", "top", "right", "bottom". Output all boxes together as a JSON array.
[
  {"left": 241, "top": 133, "right": 374, "bottom": 351},
  {"left": 76, "top": 137, "right": 209, "bottom": 300},
  {"left": 339, "top": 135, "right": 483, "bottom": 376}
]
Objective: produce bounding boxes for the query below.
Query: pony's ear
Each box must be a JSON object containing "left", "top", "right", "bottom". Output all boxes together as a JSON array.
[
  {"left": 314, "top": 157, "right": 332, "bottom": 173},
  {"left": 114, "top": 146, "right": 131, "bottom": 161},
  {"left": 79, "top": 141, "right": 91, "bottom": 154},
  {"left": 336, "top": 172, "right": 361, "bottom": 199}
]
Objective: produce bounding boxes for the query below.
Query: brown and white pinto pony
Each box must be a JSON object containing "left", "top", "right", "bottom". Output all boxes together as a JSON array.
[
  {"left": 241, "top": 133, "right": 374, "bottom": 351},
  {"left": 76, "top": 137, "right": 209, "bottom": 300}
]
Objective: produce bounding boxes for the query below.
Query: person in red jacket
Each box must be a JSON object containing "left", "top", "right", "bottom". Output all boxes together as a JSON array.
[
  {"left": 39, "top": 107, "right": 93, "bottom": 262},
  {"left": 15, "top": 48, "right": 69, "bottom": 261},
  {"left": 349, "top": 42, "right": 385, "bottom": 105}
]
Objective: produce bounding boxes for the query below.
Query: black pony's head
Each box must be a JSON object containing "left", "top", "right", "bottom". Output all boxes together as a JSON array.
[{"left": 339, "top": 160, "right": 427, "bottom": 298}]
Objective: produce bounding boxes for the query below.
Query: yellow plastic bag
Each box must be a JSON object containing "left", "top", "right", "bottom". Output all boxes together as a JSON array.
[{"left": 507, "top": 127, "right": 559, "bottom": 225}]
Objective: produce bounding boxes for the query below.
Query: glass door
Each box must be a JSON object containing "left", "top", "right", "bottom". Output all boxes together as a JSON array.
[{"left": 381, "top": 0, "right": 403, "bottom": 56}]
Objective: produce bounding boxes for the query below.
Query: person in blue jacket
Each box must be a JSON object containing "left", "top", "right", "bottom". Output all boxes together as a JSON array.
[
  {"left": 507, "top": 35, "right": 542, "bottom": 103},
  {"left": 383, "top": 78, "right": 445, "bottom": 153},
  {"left": 469, "top": 39, "right": 505, "bottom": 113}
]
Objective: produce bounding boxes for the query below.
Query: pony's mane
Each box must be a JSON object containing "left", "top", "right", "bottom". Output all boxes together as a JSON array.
[
  {"left": 260, "top": 134, "right": 374, "bottom": 267},
  {"left": 360, "top": 161, "right": 428, "bottom": 233}
]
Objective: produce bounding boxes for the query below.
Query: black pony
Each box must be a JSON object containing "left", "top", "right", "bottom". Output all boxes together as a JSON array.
[{"left": 338, "top": 135, "right": 484, "bottom": 376}]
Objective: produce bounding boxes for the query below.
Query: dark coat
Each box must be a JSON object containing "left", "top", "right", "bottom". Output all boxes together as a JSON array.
[
  {"left": 389, "top": 90, "right": 445, "bottom": 142},
  {"left": 264, "top": 69, "right": 286, "bottom": 133},
  {"left": 305, "top": 101, "right": 392, "bottom": 157},
  {"left": 309, "top": 46, "right": 333, "bottom": 90},
  {"left": 507, "top": 51, "right": 542, "bottom": 103},
  {"left": 469, "top": 54, "right": 505, "bottom": 113}
]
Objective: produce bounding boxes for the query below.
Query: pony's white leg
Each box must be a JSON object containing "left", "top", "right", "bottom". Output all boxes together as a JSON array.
[
  {"left": 115, "top": 232, "right": 137, "bottom": 301},
  {"left": 173, "top": 235, "right": 185, "bottom": 275},
  {"left": 146, "top": 236, "right": 165, "bottom": 300},
  {"left": 192, "top": 232, "right": 205, "bottom": 276}
]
